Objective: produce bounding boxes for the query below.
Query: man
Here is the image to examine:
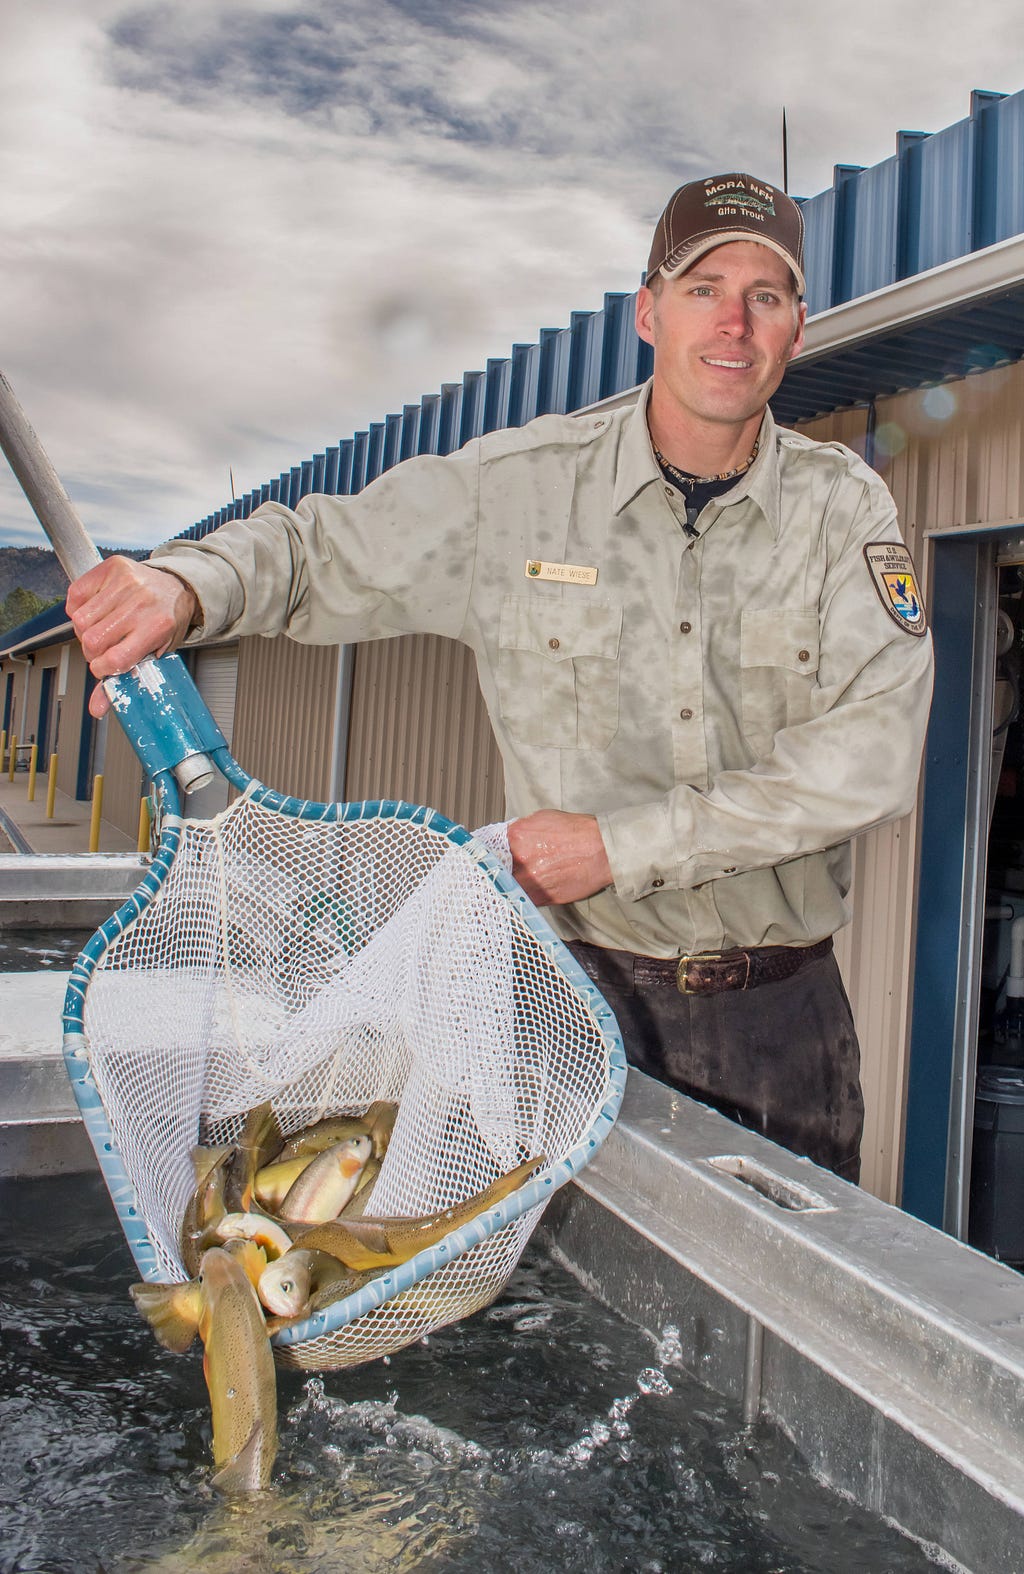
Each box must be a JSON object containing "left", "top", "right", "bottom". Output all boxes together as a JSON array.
[{"left": 67, "top": 173, "right": 934, "bottom": 1182}]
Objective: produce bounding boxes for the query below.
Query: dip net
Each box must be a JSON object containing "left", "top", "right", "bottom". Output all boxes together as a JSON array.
[{"left": 64, "top": 794, "right": 625, "bottom": 1371}]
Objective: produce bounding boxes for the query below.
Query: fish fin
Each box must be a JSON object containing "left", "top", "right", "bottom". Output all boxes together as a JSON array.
[
  {"left": 220, "top": 1237, "right": 268, "bottom": 1288},
  {"left": 211, "top": 1421, "right": 272, "bottom": 1495},
  {"left": 130, "top": 1279, "right": 203, "bottom": 1353},
  {"left": 292, "top": 1220, "right": 394, "bottom": 1270},
  {"left": 240, "top": 1101, "right": 285, "bottom": 1169},
  {"left": 226, "top": 1104, "right": 284, "bottom": 1213},
  {"left": 190, "top": 1145, "right": 232, "bottom": 1186},
  {"left": 363, "top": 1100, "right": 399, "bottom": 1158},
  {"left": 331, "top": 1219, "right": 392, "bottom": 1254}
]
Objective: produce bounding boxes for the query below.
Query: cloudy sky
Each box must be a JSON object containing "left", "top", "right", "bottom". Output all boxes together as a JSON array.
[{"left": 1, "top": 0, "right": 1021, "bottom": 555}]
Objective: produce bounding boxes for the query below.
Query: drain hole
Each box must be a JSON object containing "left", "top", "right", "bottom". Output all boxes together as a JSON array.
[{"left": 706, "top": 1155, "right": 835, "bottom": 1213}]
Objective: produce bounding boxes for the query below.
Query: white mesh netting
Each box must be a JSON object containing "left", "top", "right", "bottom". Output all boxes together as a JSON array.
[{"left": 79, "top": 796, "right": 616, "bottom": 1370}]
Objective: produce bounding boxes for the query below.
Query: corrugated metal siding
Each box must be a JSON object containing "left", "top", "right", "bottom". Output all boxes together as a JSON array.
[
  {"left": 801, "top": 364, "right": 1024, "bottom": 1201},
  {"left": 100, "top": 715, "right": 145, "bottom": 838},
  {"left": 881, "top": 359, "right": 1024, "bottom": 531},
  {"left": 231, "top": 635, "right": 338, "bottom": 802},
  {"left": 801, "top": 88, "right": 1016, "bottom": 313},
  {"left": 344, "top": 634, "right": 504, "bottom": 829},
  {"left": 184, "top": 645, "right": 238, "bottom": 819},
  {"left": 795, "top": 407, "right": 918, "bottom": 1202}
]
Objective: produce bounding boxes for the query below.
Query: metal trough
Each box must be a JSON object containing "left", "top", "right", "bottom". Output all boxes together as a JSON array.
[{"left": 2, "top": 867, "right": 1022, "bottom": 1572}]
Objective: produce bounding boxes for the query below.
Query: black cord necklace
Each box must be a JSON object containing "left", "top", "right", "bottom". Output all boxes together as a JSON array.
[{"left": 653, "top": 436, "right": 760, "bottom": 490}]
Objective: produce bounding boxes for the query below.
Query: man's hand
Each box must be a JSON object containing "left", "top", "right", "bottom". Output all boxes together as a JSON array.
[
  {"left": 66, "top": 557, "right": 198, "bottom": 718},
  {"left": 507, "top": 810, "right": 612, "bottom": 907}
]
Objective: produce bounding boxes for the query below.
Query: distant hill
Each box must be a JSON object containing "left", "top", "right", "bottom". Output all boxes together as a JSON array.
[{"left": 0, "top": 545, "right": 148, "bottom": 606}]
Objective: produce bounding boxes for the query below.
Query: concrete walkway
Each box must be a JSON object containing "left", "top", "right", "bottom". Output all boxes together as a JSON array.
[{"left": 0, "top": 766, "right": 137, "bottom": 854}]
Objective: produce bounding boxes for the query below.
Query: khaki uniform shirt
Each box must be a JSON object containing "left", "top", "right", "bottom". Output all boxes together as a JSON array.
[{"left": 152, "top": 382, "right": 935, "bottom": 959}]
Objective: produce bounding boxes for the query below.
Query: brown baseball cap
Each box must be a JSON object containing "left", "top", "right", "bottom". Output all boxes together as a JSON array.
[{"left": 646, "top": 173, "right": 805, "bottom": 296}]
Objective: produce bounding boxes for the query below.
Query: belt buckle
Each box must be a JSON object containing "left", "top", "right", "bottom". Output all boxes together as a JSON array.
[
  {"left": 676, "top": 950, "right": 721, "bottom": 994},
  {"left": 676, "top": 950, "right": 752, "bottom": 994}
]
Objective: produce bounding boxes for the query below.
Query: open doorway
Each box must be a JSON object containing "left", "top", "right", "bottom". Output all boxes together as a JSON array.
[{"left": 971, "top": 560, "right": 1024, "bottom": 1266}]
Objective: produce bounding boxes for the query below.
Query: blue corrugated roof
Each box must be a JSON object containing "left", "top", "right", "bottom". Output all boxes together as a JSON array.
[{"left": 173, "top": 85, "right": 1024, "bottom": 541}]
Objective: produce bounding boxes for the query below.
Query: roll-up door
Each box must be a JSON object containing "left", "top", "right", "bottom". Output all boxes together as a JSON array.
[{"left": 186, "top": 644, "right": 238, "bottom": 818}]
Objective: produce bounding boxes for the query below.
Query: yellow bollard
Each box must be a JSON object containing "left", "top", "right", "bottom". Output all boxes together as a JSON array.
[
  {"left": 26, "top": 743, "right": 38, "bottom": 802},
  {"left": 46, "top": 754, "right": 58, "bottom": 819},
  {"left": 89, "top": 773, "right": 104, "bottom": 853},
  {"left": 137, "top": 795, "right": 151, "bottom": 854},
  {"left": 0, "top": 729, "right": 5, "bottom": 771},
  {"left": 7, "top": 735, "right": 17, "bottom": 782}
]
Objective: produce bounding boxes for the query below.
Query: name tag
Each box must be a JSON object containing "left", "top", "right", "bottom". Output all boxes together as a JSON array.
[{"left": 525, "top": 558, "right": 598, "bottom": 586}]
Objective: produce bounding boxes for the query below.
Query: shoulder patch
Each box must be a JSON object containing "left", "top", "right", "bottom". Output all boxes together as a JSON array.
[{"left": 863, "top": 542, "right": 927, "bottom": 636}]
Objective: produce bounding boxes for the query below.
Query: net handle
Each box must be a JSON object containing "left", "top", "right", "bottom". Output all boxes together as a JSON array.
[{"left": 0, "top": 369, "right": 218, "bottom": 795}]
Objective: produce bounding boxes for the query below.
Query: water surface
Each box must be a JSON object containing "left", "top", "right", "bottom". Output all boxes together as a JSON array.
[
  {"left": 0, "top": 927, "right": 95, "bottom": 972},
  {"left": 0, "top": 1173, "right": 951, "bottom": 1573}
]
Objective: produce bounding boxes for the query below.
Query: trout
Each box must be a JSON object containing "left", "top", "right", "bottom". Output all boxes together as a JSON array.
[
  {"left": 131, "top": 1240, "right": 278, "bottom": 1494},
  {"left": 276, "top": 1100, "right": 398, "bottom": 1163},
  {"left": 278, "top": 1133, "right": 373, "bottom": 1225},
  {"left": 294, "top": 1154, "right": 544, "bottom": 1271}
]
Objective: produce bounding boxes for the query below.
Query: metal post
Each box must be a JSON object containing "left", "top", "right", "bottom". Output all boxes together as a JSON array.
[
  {"left": 89, "top": 773, "right": 104, "bottom": 853},
  {"left": 26, "top": 743, "right": 38, "bottom": 801},
  {"left": 742, "top": 1315, "right": 765, "bottom": 1425},
  {"left": 7, "top": 734, "right": 16, "bottom": 782},
  {"left": 0, "top": 729, "right": 5, "bottom": 770},
  {"left": 137, "top": 795, "right": 151, "bottom": 854},
  {"left": 46, "top": 753, "right": 58, "bottom": 818}
]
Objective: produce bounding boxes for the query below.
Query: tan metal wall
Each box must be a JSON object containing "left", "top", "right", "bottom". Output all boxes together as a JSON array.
[
  {"left": 344, "top": 633, "right": 505, "bottom": 829},
  {"left": 0, "top": 656, "right": 32, "bottom": 751},
  {"left": 799, "top": 364, "right": 1024, "bottom": 1200},
  {"left": 880, "top": 360, "right": 1024, "bottom": 532},
  {"left": 795, "top": 407, "right": 914, "bottom": 1200},
  {"left": 231, "top": 635, "right": 339, "bottom": 802},
  {"left": 100, "top": 716, "right": 146, "bottom": 839},
  {"left": 0, "top": 642, "right": 96, "bottom": 802}
]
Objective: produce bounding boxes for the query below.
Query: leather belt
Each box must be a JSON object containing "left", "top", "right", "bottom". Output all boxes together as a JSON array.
[{"left": 572, "top": 936, "right": 833, "bottom": 997}]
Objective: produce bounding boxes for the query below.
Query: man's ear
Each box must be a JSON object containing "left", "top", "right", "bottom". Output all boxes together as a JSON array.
[
  {"left": 787, "top": 300, "right": 808, "bottom": 362},
  {"left": 635, "top": 285, "right": 656, "bottom": 348}
]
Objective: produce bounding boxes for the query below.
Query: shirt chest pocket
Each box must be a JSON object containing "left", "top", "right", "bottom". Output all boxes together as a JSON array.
[
  {"left": 740, "top": 608, "right": 820, "bottom": 759},
  {"left": 497, "top": 595, "right": 622, "bottom": 750}
]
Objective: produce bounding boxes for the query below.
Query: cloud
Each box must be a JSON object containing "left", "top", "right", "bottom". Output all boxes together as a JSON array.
[{"left": 0, "top": 0, "right": 1021, "bottom": 554}]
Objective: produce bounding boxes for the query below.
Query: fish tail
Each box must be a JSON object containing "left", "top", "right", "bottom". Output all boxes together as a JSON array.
[
  {"left": 211, "top": 1420, "right": 273, "bottom": 1494},
  {"left": 130, "top": 1278, "right": 203, "bottom": 1353}
]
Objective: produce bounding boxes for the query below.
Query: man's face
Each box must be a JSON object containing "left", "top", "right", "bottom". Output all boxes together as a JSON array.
[{"left": 635, "top": 240, "right": 806, "bottom": 433}]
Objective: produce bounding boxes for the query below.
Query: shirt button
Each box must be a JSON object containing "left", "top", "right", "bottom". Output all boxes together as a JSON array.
[
  {"left": 723, "top": 866, "right": 737, "bottom": 874},
  {"left": 651, "top": 877, "right": 665, "bottom": 888},
  {"left": 798, "top": 649, "right": 811, "bottom": 663},
  {"left": 679, "top": 621, "right": 692, "bottom": 634},
  {"left": 548, "top": 637, "right": 560, "bottom": 650},
  {"left": 593, "top": 418, "right": 606, "bottom": 429},
  {"left": 679, "top": 707, "right": 693, "bottom": 720}
]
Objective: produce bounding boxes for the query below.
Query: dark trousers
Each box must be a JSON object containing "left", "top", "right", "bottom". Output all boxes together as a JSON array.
[{"left": 569, "top": 942, "right": 864, "bottom": 1183}]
